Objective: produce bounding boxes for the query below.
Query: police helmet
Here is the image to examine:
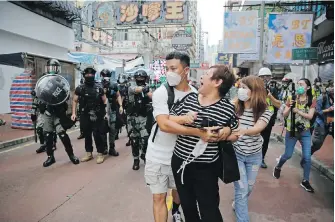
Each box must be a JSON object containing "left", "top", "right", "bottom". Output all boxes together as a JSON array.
[
  {"left": 118, "top": 73, "right": 128, "bottom": 84},
  {"left": 82, "top": 66, "right": 97, "bottom": 76},
  {"left": 46, "top": 59, "right": 61, "bottom": 74},
  {"left": 100, "top": 69, "right": 111, "bottom": 78},
  {"left": 134, "top": 70, "right": 148, "bottom": 79}
]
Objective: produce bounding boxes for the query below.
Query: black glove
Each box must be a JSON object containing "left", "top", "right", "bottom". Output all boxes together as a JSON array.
[
  {"left": 142, "top": 86, "right": 150, "bottom": 94},
  {"left": 31, "top": 114, "right": 37, "bottom": 122}
]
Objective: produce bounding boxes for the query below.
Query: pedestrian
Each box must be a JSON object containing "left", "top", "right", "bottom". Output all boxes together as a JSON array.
[
  {"left": 257, "top": 67, "right": 281, "bottom": 168},
  {"left": 71, "top": 66, "right": 108, "bottom": 164},
  {"left": 232, "top": 75, "right": 273, "bottom": 222},
  {"left": 164, "top": 65, "right": 238, "bottom": 222},
  {"left": 273, "top": 78, "right": 316, "bottom": 193},
  {"left": 145, "top": 52, "right": 197, "bottom": 222},
  {"left": 307, "top": 83, "right": 333, "bottom": 159}
]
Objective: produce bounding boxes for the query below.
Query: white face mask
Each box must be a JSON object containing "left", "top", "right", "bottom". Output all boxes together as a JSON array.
[
  {"left": 192, "top": 139, "right": 208, "bottom": 158},
  {"left": 166, "top": 71, "right": 182, "bottom": 86},
  {"left": 238, "top": 88, "right": 250, "bottom": 101}
]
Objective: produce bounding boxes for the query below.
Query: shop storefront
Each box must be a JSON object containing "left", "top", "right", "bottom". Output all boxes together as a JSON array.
[{"left": 312, "top": 33, "right": 334, "bottom": 82}]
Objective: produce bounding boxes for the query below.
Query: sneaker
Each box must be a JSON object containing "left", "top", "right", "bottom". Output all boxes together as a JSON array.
[
  {"left": 172, "top": 211, "right": 183, "bottom": 222},
  {"left": 261, "top": 160, "right": 268, "bottom": 169},
  {"left": 300, "top": 180, "right": 314, "bottom": 193},
  {"left": 232, "top": 201, "right": 235, "bottom": 211},
  {"left": 273, "top": 167, "right": 281, "bottom": 179}
]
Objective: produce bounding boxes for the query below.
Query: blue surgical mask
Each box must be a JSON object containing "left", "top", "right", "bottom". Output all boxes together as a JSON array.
[{"left": 297, "top": 86, "right": 305, "bottom": 95}]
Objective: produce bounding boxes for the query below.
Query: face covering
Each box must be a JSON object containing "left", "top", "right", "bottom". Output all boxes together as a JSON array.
[
  {"left": 85, "top": 76, "right": 95, "bottom": 85},
  {"left": 166, "top": 71, "right": 183, "bottom": 86},
  {"left": 297, "top": 86, "right": 305, "bottom": 95},
  {"left": 192, "top": 139, "right": 208, "bottom": 158},
  {"left": 238, "top": 88, "right": 250, "bottom": 101}
]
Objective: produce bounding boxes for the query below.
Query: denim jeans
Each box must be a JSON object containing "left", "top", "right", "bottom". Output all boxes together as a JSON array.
[
  {"left": 277, "top": 130, "right": 311, "bottom": 181},
  {"left": 234, "top": 152, "right": 262, "bottom": 222}
]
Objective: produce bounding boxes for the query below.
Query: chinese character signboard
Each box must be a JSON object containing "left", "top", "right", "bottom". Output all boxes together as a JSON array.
[
  {"left": 112, "top": 41, "right": 140, "bottom": 49},
  {"left": 266, "top": 13, "right": 313, "bottom": 64},
  {"left": 223, "top": 11, "right": 258, "bottom": 53},
  {"left": 115, "top": 1, "right": 188, "bottom": 26},
  {"left": 171, "top": 30, "right": 192, "bottom": 51},
  {"left": 312, "top": 33, "right": 334, "bottom": 62},
  {"left": 292, "top": 48, "right": 318, "bottom": 60}
]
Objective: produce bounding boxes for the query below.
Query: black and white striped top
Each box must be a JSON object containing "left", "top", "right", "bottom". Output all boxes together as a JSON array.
[
  {"left": 233, "top": 109, "right": 273, "bottom": 156},
  {"left": 170, "top": 93, "right": 239, "bottom": 163}
]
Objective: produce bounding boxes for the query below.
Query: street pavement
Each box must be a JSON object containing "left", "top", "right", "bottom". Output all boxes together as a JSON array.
[{"left": 0, "top": 130, "right": 333, "bottom": 222}]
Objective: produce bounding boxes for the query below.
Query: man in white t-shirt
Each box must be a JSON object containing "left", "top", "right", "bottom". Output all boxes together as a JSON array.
[{"left": 145, "top": 52, "right": 197, "bottom": 222}]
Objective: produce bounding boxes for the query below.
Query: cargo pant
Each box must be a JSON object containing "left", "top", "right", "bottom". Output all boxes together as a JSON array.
[
  {"left": 127, "top": 115, "right": 149, "bottom": 159},
  {"left": 43, "top": 111, "right": 74, "bottom": 157}
]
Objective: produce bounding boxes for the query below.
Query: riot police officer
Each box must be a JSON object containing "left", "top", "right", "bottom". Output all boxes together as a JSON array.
[
  {"left": 100, "top": 68, "right": 121, "bottom": 156},
  {"left": 71, "top": 66, "right": 108, "bottom": 164},
  {"left": 35, "top": 59, "right": 80, "bottom": 167},
  {"left": 118, "top": 74, "right": 131, "bottom": 146},
  {"left": 127, "top": 70, "right": 151, "bottom": 170},
  {"left": 31, "top": 89, "right": 57, "bottom": 153}
]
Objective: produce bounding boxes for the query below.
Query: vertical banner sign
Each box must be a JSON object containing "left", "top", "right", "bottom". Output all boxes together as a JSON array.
[
  {"left": 115, "top": 1, "right": 189, "bottom": 26},
  {"left": 266, "top": 13, "right": 313, "bottom": 64},
  {"left": 224, "top": 11, "right": 258, "bottom": 53}
]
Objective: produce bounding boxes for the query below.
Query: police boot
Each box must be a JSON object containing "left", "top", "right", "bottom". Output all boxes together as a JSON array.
[
  {"left": 43, "top": 154, "right": 56, "bottom": 167},
  {"left": 43, "top": 132, "right": 56, "bottom": 167},
  {"left": 58, "top": 132, "right": 79, "bottom": 165},
  {"left": 132, "top": 158, "right": 140, "bottom": 170},
  {"left": 81, "top": 152, "right": 93, "bottom": 162},
  {"left": 69, "top": 154, "right": 80, "bottom": 165},
  {"left": 126, "top": 139, "right": 131, "bottom": 146},
  {"left": 115, "top": 132, "right": 119, "bottom": 140},
  {"left": 108, "top": 144, "right": 119, "bottom": 156},
  {"left": 36, "top": 144, "right": 47, "bottom": 154},
  {"left": 96, "top": 153, "right": 105, "bottom": 164}
]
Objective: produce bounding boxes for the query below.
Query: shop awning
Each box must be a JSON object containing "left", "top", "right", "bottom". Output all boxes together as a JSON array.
[{"left": 0, "top": 52, "right": 77, "bottom": 68}]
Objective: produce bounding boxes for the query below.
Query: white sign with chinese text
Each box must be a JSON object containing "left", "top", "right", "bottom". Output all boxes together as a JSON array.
[
  {"left": 224, "top": 11, "right": 258, "bottom": 54},
  {"left": 266, "top": 13, "right": 314, "bottom": 64},
  {"left": 112, "top": 41, "right": 140, "bottom": 49}
]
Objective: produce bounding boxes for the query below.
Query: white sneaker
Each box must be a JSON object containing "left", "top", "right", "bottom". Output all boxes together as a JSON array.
[
  {"left": 232, "top": 201, "right": 235, "bottom": 211},
  {"left": 172, "top": 211, "right": 183, "bottom": 222}
]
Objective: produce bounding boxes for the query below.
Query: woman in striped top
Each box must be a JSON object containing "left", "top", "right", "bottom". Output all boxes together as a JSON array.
[
  {"left": 232, "top": 76, "right": 273, "bottom": 222},
  {"left": 170, "top": 65, "right": 238, "bottom": 222}
]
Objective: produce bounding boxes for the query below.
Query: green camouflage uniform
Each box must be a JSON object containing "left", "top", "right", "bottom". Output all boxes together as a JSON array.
[{"left": 127, "top": 81, "right": 149, "bottom": 159}]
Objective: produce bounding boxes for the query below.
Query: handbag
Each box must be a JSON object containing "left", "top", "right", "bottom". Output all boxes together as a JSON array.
[{"left": 218, "top": 141, "right": 240, "bottom": 184}]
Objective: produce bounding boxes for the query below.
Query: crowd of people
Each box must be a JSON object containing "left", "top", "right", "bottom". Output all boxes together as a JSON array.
[{"left": 30, "top": 52, "right": 333, "bottom": 222}]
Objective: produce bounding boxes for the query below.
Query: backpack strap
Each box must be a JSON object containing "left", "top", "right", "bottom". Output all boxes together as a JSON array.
[
  {"left": 152, "top": 83, "right": 175, "bottom": 143},
  {"left": 164, "top": 82, "right": 175, "bottom": 110}
]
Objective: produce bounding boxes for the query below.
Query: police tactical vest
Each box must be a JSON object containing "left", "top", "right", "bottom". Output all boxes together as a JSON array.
[
  {"left": 106, "top": 82, "right": 118, "bottom": 111},
  {"left": 79, "top": 84, "right": 104, "bottom": 115},
  {"left": 133, "top": 93, "right": 150, "bottom": 117}
]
